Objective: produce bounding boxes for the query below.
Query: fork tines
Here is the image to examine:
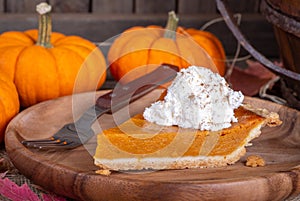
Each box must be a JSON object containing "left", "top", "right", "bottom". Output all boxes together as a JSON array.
[{"left": 21, "top": 138, "right": 76, "bottom": 150}]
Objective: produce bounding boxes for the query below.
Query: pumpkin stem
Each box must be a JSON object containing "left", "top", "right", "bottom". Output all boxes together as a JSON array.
[
  {"left": 36, "top": 2, "right": 53, "bottom": 48},
  {"left": 164, "top": 11, "right": 179, "bottom": 40}
]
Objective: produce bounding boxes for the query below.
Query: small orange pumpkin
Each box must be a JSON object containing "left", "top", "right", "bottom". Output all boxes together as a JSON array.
[
  {"left": 0, "top": 2, "right": 106, "bottom": 107},
  {"left": 0, "top": 71, "right": 19, "bottom": 143},
  {"left": 108, "top": 11, "right": 225, "bottom": 83}
]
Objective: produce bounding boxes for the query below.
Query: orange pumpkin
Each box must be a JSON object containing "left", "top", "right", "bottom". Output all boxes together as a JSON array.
[
  {"left": 108, "top": 11, "right": 225, "bottom": 83},
  {"left": 0, "top": 3, "right": 106, "bottom": 107},
  {"left": 178, "top": 28, "right": 226, "bottom": 76},
  {"left": 0, "top": 71, "right": 19, "bottom": 143}
]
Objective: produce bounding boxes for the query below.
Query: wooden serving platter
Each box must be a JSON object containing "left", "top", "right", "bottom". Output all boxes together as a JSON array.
[{"left": 5, "top": 90, "right": 300, "bottom": 201}]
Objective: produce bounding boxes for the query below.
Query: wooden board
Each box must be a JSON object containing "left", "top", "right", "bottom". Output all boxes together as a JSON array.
[
  {"left": 92, "top": 0, "right": 133, "bottom": 14},
  {"left": 135, "top": 0, "right": 176, "bottom": 14},
  {"left": 0, "top": 0, "right": 264, "bottom": 14},
  {"left": 48, "top": 0, "right": 90, "bottom": 13},
  {"left": 178, "top": 0, "right": 216, "bottom": 14},
  {"left": 5, "top": 0, "right": 40, "bottom": 13},
  {"left": 5, "top": 90, "right": 300, "bottom": 201}
]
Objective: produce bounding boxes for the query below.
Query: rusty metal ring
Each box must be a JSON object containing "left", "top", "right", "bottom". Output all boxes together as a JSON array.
[{"left": 215, "top": 0, "right": 300, "bottom": 82}]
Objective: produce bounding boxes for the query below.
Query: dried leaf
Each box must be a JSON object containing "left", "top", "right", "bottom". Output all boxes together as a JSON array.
[
  {"left": 0, "top": 177, "right": 40, "bottom": 201},
  {"left": 229, "top": 60, "right": 277, "bottom": 96},
  {"left": 244, "top": 60, "right": 278, "bottom": 79},
  {"left": 42, "top": 193, "right": 67, "bottom": 201},
  {"left": 0, "top": 173, "right": 66, "bottom": 201}
]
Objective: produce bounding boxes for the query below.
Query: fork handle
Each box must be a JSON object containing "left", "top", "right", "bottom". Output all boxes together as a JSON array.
[
  {"left": 73, "top": 105, "right": 110, "bottom": 132},
  {"left": 96, "top": 64, "right": 179, "bottom": 112},
  {"left": 72, "top": 64, "right": 179, "bottom": 137}
]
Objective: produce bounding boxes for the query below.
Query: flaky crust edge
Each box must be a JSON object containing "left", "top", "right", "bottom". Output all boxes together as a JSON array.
[{"left": 242, "top": 104, "right": 282, "bottom": 127}]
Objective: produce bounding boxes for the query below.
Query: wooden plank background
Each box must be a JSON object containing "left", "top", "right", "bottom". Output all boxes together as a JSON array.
[
  {"left": 1, "top": 0, "right": 262, "bottom": 13},
  {"left": 0, "top": 0, "right": 278, "bottom": 88}
]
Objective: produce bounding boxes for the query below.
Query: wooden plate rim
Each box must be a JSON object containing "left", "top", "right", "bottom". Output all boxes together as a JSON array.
[{"left": 5, "top": 91, "right": 300, "bottom": 201}]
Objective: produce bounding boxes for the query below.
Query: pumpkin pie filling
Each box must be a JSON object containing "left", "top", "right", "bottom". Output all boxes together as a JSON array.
[{"left": 94, "top": 105, "right": 280, "bottom": 170}]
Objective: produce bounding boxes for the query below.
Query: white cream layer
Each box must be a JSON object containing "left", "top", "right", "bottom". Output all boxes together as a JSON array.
[{"left": 143, "top": 66, "right": 244, "bottom": 131}]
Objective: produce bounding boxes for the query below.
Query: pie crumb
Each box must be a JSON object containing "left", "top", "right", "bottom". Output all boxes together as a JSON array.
[
  {"left": 96, "top": 169, "right": 111, "bottom": 176},
  {"left": 246, "top": 155, "right": 265, "bottom": 167}
]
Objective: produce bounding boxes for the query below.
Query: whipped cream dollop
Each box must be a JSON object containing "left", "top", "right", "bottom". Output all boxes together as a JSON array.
[{"left": 143, "top": 66, "right": 244, "bottom": 131}]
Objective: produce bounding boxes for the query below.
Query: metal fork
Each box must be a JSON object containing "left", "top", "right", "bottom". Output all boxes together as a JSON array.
[{"left": 21, "top": 64, "right": 178, "bottom": 150}]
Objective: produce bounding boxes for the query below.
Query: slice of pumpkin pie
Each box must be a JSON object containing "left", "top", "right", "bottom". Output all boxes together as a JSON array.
[{"left": 94, "top": 66, "right": 281, "bottom": 171}]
